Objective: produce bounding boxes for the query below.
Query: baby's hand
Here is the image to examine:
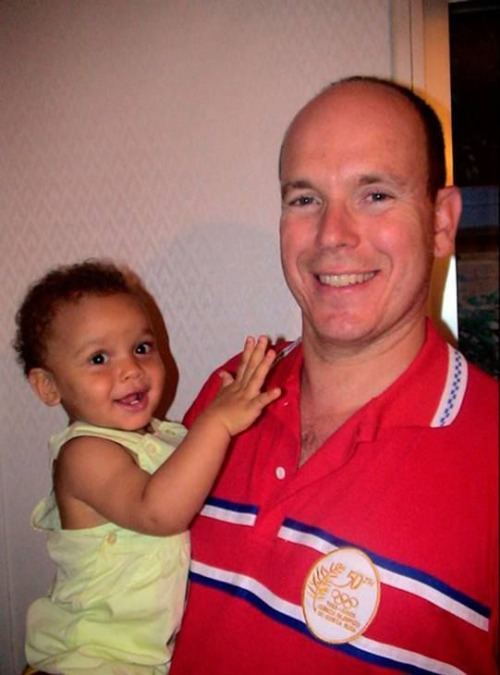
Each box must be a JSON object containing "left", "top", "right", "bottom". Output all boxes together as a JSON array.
[{"left": 207, "top": 336, "right": 281, "bottom": 436}]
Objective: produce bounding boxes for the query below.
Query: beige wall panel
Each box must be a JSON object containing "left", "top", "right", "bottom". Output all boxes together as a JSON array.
[{"left": 0, "top": 1, "right": 393, "bottom": 670}]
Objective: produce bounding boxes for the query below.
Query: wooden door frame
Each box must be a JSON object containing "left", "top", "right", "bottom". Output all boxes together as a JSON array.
[{"left": 391, "top": 0, "right": 458, "bottom": 340}]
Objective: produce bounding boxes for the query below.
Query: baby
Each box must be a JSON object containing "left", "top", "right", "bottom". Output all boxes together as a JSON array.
[{"left": 14, "top": 259, "right": 280, "bottom": 674}]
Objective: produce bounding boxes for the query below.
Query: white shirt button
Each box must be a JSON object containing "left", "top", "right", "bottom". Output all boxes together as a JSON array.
[{"left": 275, "top": 466, "right": 286, "bottom": 480}]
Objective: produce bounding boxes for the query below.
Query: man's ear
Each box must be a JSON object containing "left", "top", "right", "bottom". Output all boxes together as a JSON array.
[
  {"left": 433, "top": 186, "right": 462, "bottom": 259},
  {"left": 28, "top": 368, "right": 61, "bottom": 407}
]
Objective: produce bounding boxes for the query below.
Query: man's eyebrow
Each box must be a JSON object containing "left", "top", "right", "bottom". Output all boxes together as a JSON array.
[
  {"left": 280, "top": 180, "right": 313, "bottom": 198},
  {"left": 357, "top": 173, "right": 406, "bottom": 188}
]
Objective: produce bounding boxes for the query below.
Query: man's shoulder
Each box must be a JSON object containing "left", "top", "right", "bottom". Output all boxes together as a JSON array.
[
  {"left": 440, "top": 356, "right": 499, "bottom": 453},
  {"left": 467, "top": 359, "right": 498, "bottom": 386},
  {"left": 219, "top": 338, "right": 298, "bottom": 370},
  {"left": 423, "top": 322, "right": 498, "bottom": 419},
  {"left": 464, "top": 359, "right": 498, "bottom": 412}
]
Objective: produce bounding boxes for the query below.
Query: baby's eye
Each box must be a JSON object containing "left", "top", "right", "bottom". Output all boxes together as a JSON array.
[
  {"left": 135, "top": 341, "right": 154, "bottom": 355},
  {"left": 90, "top": 352, "right": 108, "bottom": 365}
]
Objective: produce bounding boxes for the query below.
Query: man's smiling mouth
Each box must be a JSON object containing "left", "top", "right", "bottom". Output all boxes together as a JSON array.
[{"left": 317, "top": 271, "right": 376, "bottom": 288}]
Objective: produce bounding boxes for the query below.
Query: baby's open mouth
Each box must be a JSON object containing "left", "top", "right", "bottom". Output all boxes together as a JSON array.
[{"left": 116, "top": 391, "right": 147, "bottom": 406}]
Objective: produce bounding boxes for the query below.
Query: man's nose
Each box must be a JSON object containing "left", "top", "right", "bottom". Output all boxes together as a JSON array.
[{"left": 316, "top": 201, "right": 360, "bottom": 249}]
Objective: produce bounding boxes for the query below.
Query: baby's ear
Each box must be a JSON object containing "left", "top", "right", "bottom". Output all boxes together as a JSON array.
[{"left": 28, "top": 368, "right": 61, "bottom": 407}]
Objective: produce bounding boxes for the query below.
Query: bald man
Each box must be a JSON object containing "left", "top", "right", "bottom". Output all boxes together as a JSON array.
[{"left": 171, "top": 77, "right": 498, "bottom": 675}]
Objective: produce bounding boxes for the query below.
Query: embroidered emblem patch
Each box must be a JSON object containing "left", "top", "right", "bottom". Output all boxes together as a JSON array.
[{"left": 302, "top": 547, "right": 380, "bottom": 643}]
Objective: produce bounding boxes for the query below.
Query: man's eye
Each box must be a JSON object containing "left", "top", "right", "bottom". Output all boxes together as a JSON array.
[
  {"left": 288, "top": 195, "right": 317, "bottom": 207},
  {"left": 368, "top": 192, "right": 391, "bottom": 202},
  {"left": 90, "top": 353, "right": 108, "bottom": 365},
  {"left": 135, "top": 342, "right": 153, "bottom": 355}
]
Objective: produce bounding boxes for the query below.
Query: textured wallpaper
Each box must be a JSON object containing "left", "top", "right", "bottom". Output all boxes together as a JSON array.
[{"left": 0, "top": 1, "right": 393, "bottom": 670}]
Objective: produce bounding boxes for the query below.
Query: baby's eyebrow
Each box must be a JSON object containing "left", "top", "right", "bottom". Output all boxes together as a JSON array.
[
  {"left": 138, "top": 329, "right": 156, "bottom": 341},
  {"left": 73, "top": 338, "right": 106, "bottom": 358}
]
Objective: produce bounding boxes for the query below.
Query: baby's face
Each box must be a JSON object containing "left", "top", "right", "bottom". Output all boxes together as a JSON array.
[{"left": 42, "top": 292, "right": 166, "bottom": 431}]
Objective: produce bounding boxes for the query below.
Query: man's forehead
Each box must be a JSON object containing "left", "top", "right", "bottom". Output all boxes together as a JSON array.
[
  {"left": 297, "top": 82, "right": 419, "bottom": 134},
  {"left": 280, "top": 82, "right": 425, "bottom": 167}
]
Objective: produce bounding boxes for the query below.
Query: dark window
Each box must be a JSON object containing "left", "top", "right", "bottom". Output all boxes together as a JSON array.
[{"left": 450, "top": 0, "right": 499, "bottom": 377}]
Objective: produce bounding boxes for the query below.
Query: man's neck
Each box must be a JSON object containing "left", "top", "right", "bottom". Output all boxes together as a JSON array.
[{"left": 298, "top": 317, "right": 427, "bottom": 465}]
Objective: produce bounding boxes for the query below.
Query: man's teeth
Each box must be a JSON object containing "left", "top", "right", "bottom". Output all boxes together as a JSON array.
[{"left": 318, "top": 272, "right": 375, "bottom": 288}]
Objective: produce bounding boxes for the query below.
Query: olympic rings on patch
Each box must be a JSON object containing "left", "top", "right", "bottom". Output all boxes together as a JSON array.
[{"left": 331, "top": 589, "right": 359, "bottom": 609}]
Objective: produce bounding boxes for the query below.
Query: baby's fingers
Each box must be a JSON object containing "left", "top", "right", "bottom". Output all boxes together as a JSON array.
[
  {"left": 254, "top": 386, "right": 281, "bottom": 409},
  {"left": 236, "top": 336, "right": 272, "bottom": 387},
  {"left": 234, "top": 336, "right": 256, "bottom": 377},
  {"left": 241, "top": 348, "right": 279, "bottom": 400},
  {"left": 217, "top": 370, "right": 234, "bottom": 389}
]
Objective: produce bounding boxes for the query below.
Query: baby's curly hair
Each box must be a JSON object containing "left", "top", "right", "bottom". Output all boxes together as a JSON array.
[{"left": 14, "top": 259, "right": 138, "bottom": 376}]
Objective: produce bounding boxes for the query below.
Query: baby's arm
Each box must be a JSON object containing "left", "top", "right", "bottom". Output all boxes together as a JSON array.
[{"left": 54, "top": 336, "right": 280, "bottom": 535}]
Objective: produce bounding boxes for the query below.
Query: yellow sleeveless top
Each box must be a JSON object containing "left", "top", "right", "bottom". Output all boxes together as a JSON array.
[{"left": 25, "top": 420, "right": 190, "bottom": 674}]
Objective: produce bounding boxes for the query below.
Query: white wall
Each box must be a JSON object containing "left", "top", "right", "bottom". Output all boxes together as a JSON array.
[{"left": 0, "top": 1, "right": 396, "bottom": 670}]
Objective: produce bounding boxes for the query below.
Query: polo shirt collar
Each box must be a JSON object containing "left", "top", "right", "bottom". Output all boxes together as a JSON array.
[
  {"left": 368, "top": 320, "right": 468, "bottom": 433},
  {"left": 275, "top": 320, "right": 468, "bottom": 443}
]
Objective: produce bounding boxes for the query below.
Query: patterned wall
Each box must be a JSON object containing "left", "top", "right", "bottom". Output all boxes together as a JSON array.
[{"left": 0, "top": 1, "right": 393, "bottom": 670}]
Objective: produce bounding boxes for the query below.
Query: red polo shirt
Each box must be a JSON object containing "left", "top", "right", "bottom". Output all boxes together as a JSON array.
[{"left": 171, "top": 322, "right": 498, "bottom": 674}]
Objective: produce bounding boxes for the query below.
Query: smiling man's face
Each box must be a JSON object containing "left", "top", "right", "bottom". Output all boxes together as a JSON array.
[{"left": 279, "top": 82, "right": 455, "bottom": 356}]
